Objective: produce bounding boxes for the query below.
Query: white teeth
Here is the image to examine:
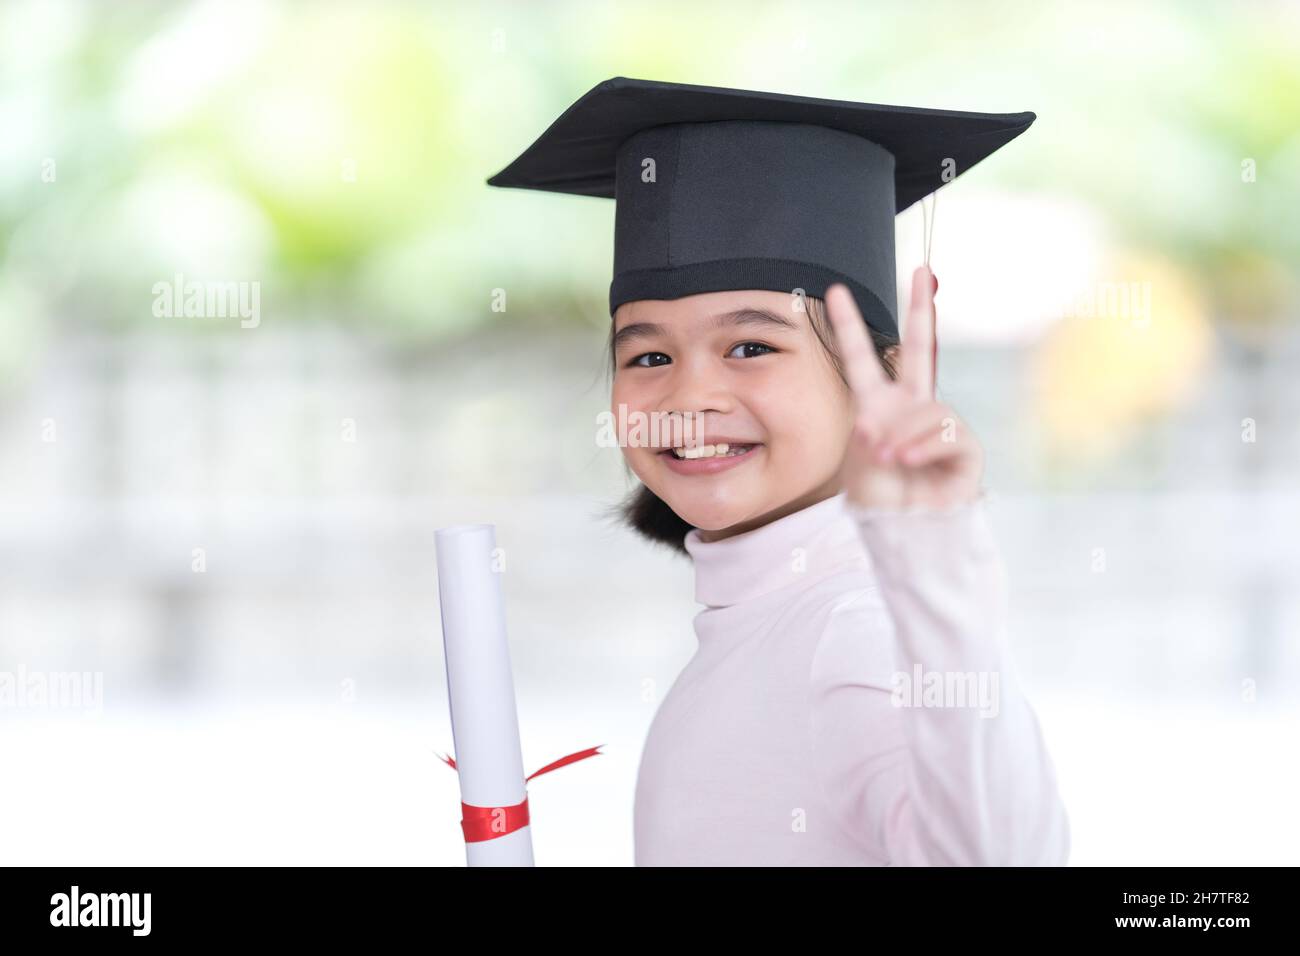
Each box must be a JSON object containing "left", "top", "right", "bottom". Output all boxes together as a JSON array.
[{"left": 671, "top": 443, "right": 752, "bottom": 460}]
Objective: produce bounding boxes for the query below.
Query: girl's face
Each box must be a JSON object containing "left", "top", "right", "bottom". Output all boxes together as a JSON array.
[{"left": 611, "top": 289, "right": 855, "bottom": 541}]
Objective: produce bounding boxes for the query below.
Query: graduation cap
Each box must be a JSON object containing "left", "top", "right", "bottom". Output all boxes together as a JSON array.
[{"left": 486, "top": 77, "right": 1035, "bottom": 339}]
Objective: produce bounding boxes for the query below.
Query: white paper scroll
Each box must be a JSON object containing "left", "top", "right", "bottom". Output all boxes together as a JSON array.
[{"left": 434, "top": 522, "right": 534, "bottom": 867}]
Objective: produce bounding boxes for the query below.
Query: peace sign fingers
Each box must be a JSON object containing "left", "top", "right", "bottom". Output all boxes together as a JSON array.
[{"left": 827, "top": 269, "right": 983, "bottom": 512}]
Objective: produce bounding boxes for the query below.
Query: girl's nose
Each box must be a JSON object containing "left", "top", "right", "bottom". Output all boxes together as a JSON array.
[{"left": 659, "top": 362, "right": 733, "bottom": 416}]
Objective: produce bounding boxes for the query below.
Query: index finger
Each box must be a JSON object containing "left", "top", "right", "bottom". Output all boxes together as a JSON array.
[{"left": 824, "top": 283, "right": 889, "bottom": 405}]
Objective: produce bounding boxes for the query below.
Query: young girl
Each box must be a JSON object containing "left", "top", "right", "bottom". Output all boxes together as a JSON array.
[
  {"left": 610, "top": 273, "right": 1070, "bottom": 866},
  {"left": 489, "top": 77, "right": 1070, "bottom": 865}
]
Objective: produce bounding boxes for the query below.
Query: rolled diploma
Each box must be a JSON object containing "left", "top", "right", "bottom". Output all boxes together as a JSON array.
[{"left": 434, "top": 522, "right": 534, "bottom": 866}]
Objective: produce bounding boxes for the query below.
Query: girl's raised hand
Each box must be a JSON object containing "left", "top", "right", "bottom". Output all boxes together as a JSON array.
[{"left": 825, "top": 266, "right": 984, "bottom": 512}]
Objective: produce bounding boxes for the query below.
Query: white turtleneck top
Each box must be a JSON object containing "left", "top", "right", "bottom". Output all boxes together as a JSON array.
[{"left": 632, "top": 491, "right": 1070, "bottom": 866}]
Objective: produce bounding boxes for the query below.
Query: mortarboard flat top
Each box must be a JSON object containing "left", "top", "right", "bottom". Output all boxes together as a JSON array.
[{"left": 488, "top": 77, "right": 1035, "bottom": 337}]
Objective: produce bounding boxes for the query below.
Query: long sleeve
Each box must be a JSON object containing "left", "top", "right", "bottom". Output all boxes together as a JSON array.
[{"left": 807, "top": 492, "right": 1070, "bottom": 866}]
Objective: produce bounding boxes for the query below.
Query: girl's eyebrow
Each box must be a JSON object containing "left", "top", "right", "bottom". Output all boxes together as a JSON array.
[{"left": 612, "top": 308, "right": 798, "bottom": 353}]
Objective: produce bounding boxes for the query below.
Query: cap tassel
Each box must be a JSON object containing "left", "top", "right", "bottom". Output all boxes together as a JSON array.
[{"left": 921, "top": 192, "right": 939, "bottom": 392}]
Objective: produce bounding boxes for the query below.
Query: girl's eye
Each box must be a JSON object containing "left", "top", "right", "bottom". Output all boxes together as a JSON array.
[
  {"left": 629, "top": 352, "right": 671, "bottom": 368},
  {"left": 626, "top": 343, "right": 774, "bottom": 367},
  {"left": 728, "top": 341, "right": 776, "bottom": 359}
]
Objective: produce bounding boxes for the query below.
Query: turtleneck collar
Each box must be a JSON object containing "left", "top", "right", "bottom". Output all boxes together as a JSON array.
[{"left": 683, "top": 491, "right": 868, "bottom": 609}]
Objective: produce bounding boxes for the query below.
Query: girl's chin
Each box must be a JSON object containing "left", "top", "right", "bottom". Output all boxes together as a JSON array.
[{"left": 652, "top": 487, "right": 764, "bottom": 534}]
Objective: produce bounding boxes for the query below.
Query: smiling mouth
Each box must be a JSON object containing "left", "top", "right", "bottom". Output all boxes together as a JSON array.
[{"left": 659, "top": 442, "right": 758, "bottom": 460}]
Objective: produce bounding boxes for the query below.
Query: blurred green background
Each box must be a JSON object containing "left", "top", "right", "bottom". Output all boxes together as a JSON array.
[{"left": 4, "top": 0, "right": 1296, "bottom": 339}]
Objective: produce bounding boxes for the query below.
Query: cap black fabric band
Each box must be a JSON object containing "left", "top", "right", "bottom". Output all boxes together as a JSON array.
[{"left": 608, "top": 257, "right": 898, "bottom": 340}]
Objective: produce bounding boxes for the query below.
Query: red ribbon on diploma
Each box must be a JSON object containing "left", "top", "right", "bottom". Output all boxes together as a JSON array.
[{"left": 437, "top": 745, "right": 603, "bottom": 843}]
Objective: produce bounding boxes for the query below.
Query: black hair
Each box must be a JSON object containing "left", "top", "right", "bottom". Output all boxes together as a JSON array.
[{"left": 599, "top": 293, "right": 901, "bottom": 556}]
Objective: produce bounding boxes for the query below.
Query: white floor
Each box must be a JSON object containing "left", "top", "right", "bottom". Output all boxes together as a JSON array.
[{"left": 3, "top": 690, "right": 1295, "bottom": 866}]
